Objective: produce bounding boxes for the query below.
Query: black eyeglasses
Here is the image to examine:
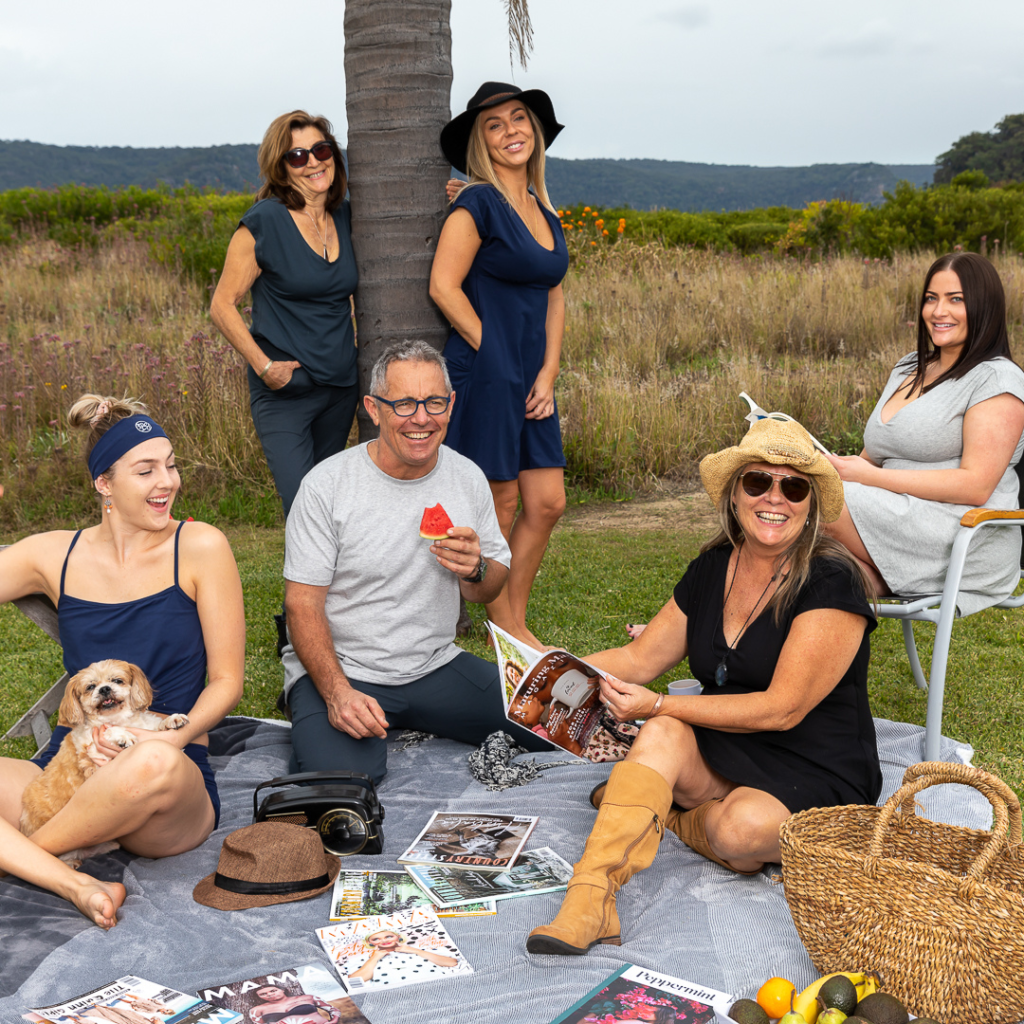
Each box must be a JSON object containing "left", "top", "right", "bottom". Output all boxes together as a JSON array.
[
  {"left": 371, "top": 395, "right": 452, "bottom": 417},
  {"left": 739, "top": 470, "right": 811, "bottom": 504},
  {"left": 283, "top": 141, "right": 334, "bottom": 168}
]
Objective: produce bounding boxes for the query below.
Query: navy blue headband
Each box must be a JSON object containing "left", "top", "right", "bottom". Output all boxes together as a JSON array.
[{"left": 88, "top": 415, "right": 169, "bottom": 479}]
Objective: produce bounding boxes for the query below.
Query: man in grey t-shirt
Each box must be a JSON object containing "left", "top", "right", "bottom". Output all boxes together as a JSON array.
[{"left": 282, "top": 340, "right": 549, "bottom": 782}]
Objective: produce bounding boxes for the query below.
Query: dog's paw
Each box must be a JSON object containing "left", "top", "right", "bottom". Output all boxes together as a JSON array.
[
  {"left": 161, "top": 714, "right": 190, "bottom": 730},
  {"left": 103, "top": 727, "right": 136, "bottom": 750}
]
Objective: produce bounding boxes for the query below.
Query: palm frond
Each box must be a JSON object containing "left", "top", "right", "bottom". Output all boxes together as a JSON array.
[{"left": 504, "top": 0, "right": 534, "bottom": 70}]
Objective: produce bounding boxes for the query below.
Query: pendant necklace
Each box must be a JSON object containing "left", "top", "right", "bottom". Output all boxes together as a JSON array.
[
  {"left": 713, "top": 544, "right": 778, "bottom": 687},
  {"left": 511, "top": 192, "right": 540, "bottom": 243},
  {"left": 305, "top": 210, "right": 330, "bottom": 260}
]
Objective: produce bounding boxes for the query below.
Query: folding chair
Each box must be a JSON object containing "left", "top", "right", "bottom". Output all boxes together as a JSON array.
[{"left": 877, "top": 468, "right": 1024, "bottom": 760}]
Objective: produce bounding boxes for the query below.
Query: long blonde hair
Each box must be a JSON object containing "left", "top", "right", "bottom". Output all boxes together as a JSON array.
[
  {"left": 460, "top": 107, "right": 556, "bottom": 214},
  {"left": 700, "top": 465, "right": 873, "bottom": 622}
]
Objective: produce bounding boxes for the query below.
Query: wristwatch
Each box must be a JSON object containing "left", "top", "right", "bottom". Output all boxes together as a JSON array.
[{"left": 465, "top": 556, "right": 487, "bottom": 584}]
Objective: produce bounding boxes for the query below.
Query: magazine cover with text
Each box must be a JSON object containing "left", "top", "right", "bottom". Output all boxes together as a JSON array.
[
  {"left": 316, "top": 906, "right": 473, "bottom": 995},
  {"left": 404, "top": 846, "right": 573, "bottom": 907},
  {"left": 196, "top": 963, "right": 368, "bottom": 1024},
  {"left": 488, "top": 623, "right": 607, "bottom": 759},
  {"left": 27, "top": 976, "right": 242, "bottom": 1024},
  {"left": 329, "top": 868, "right": 495, "bottom": 920},
  {"left": 397, "top": 810, "right": 537, "bottom": 869},
  {"left": 547, "top": 963, "right": 733, "bottom": 1024}
]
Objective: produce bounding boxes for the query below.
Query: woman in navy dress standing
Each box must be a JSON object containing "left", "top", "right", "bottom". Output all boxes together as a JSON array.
[{"left": 431, "top": 83, "right": 569, "bottom": 649}]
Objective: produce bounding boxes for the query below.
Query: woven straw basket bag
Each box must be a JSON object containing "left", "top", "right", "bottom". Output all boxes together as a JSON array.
[{"left": 779, "top": 761, "right": 1024, "bottom": 1024}]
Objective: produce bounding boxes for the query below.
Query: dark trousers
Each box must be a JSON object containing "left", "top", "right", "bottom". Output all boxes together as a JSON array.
[
  {"left": 248, "top": 366, "right": 358, "bottom": 516},
  {"left": 286, "top": 651, "right": 552, "bottom": 784}
]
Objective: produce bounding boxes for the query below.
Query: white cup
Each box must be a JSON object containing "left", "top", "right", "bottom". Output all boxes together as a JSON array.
[{"left": 667, "top": 679, "right": 703, "bottom": 697}]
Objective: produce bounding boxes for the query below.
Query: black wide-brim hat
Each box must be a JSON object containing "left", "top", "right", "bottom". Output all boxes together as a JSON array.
[{"left": 440, "top": 81, "right": 564, "bottom": 174}]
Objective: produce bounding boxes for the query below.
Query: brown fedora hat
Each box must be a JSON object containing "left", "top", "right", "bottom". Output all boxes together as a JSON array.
[
  {"left": 440, "top": 81, "right": 564, "bottom": 174},
  {"left": 193, "top": 822, "right": 341, "bottom": 910}
]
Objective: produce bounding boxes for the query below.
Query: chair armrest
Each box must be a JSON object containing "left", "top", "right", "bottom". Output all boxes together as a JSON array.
[{"left": 960, "top": 507, "right": 1024, "bottom": 527}]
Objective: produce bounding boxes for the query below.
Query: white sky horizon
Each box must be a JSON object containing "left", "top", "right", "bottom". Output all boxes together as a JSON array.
[{"left": 1, "top": 0, "right": 1021, "bottom": 168}]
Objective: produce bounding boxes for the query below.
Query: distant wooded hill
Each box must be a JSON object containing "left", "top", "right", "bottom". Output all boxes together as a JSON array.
[{"left": 0, "top": 139, "right": 933, "bottom": 211}]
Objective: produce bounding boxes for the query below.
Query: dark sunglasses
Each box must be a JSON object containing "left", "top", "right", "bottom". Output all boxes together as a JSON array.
[
  {"left": 739, "top": 470, "right": 811, "bottom": 503},
  {"left": 283, "top": 141, "right": 334, "bottom": 168}
]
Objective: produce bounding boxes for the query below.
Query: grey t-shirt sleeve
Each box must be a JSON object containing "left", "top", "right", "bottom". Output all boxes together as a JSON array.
[{"left": 284, "top": 475, "right": 339, "bottom": 587}]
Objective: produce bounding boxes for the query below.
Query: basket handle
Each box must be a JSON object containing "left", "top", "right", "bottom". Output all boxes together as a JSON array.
[{"left": 869, "top": 762, "right": 1022, "bottom": 882}]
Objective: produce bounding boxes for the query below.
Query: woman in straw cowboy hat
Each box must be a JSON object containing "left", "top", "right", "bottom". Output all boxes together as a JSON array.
[
  {"left": 430, "top": 82, "right": 568, "bottom": 651},
  {"left": 527, "top": 418, "right": 882, "bottom": 956}
]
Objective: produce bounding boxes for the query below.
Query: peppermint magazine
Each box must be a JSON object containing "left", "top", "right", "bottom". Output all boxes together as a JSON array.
[
  {"left": 316, "top": 906, "right": 473, "bottom": 995},
  {"left": 196, "top": 963, "right": 368, "bottom": 1024},
  {"left": 547, "top": 964, "right": 733, "bottom": 1024},
  {"left": 404, "top": 846, "right": 573, "bottom": 907},
  {"left": 329, "top": 869, "right": 495, "bottom": 920},
  {"left": 26, "top": 976, "right": 241, "bottom": 1024},
  {"left": 397, "top": 810, "right": 537, "bottom": 869}
]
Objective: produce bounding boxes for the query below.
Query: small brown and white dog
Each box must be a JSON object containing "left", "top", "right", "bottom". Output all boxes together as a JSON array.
[{"left": 20, "top": 659, "right": 189, "bottom": 863}]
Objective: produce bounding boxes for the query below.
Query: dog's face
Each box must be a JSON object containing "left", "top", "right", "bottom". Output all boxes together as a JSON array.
[{"left": 58, "top": 659, "right": 153, "bottom": 728}]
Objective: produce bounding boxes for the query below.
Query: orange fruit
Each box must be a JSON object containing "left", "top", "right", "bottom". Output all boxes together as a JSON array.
[{"left": 756, "top": 977, "right": 796, "bottom": 1020}]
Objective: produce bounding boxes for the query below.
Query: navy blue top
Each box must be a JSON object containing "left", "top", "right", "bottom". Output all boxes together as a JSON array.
[
  {"left": 442, "top": 185, "right": 569, "bottom": 481},
  {"left": 674, "top": 545, "right": 881, "bottom": 814},
  {"left": 241, "top": 197, "right": 358, "bottom": 388}
]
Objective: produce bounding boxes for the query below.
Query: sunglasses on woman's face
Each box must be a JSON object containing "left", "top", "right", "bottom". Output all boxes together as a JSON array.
[
  {"left": 283, "top": 141, "right": 334, "bottom": 168},
  {"left": 739, "top": 470, "right": 811, "bottom": 504}
]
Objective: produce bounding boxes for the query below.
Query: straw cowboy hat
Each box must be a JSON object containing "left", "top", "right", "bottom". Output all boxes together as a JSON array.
[
  {"left": 699, "top": 418, "right": 845, "bottom": 523},
  {"left": 441, "top": 81, "right": 564, "bottom": 174},
  {"left": 193, "top": 822, "right": 341, "bottom": 910}
]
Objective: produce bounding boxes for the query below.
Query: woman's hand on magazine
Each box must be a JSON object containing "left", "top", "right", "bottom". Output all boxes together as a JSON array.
[
  {"left": 599, "top": 674, "right": 659, "bottom": 722},
  {"left": 824, "top": 451, "right": 877, "bottom": 485}
]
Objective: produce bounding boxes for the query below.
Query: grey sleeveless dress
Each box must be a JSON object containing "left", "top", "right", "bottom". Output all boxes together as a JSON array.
[{"left": 844, "top": 354, "right": 1024, "bottom": 615}]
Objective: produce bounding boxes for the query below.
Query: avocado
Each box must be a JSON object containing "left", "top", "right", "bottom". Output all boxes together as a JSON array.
[
  {"left": 728, "top": 999, "right": 770, "bottom": 1024},
  {"left": 853, "top": 992, "right": 909, "bottom": 1024},
  {"left": 818, "top": 975, "right": 858, "bottom": 1015}
]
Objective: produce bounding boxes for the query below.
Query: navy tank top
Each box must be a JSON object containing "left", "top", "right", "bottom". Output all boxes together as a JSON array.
[{"left": 57, "top": 521, "right": 207, "bottom": 715}]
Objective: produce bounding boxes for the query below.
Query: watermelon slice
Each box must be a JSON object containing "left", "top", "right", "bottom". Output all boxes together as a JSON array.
[{"left": 419, "top": 503, "right": 454, "bottom": 540}]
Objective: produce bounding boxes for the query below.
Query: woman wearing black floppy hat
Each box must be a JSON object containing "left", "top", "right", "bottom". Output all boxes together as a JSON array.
[{"left": 430, "top": 82, "right": 568, "bottom": 651}]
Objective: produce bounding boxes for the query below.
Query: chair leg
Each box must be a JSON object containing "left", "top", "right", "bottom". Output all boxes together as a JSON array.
[
  {"left": 924, "top": 602, "right": 958, "bottom": 762},
  {"left": 900, "top": 619, "right": 928, "bottom": 691}
]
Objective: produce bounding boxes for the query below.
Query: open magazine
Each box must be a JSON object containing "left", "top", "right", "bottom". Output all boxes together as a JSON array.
[
  {"left": 197, "top": 964, "right": 368, "bottom": 1024},
  {"left": 316, "top": 906, "right": 473, "bottom": 995},
  {"left": 546, "top": 963, "right": 733, "bottom": 1024},
  {"left": 398, "top": 810, "right": 537, "bottom": 870},
  {"left": 27, "top": 976, "right": 241, "bottom": 1024},
  {"left": 739, "top": 391, "right": 831, "bottom": 454},
  {"left": 404, "top": 846, "right": 573, "bottom": 908},
  {"left": 329, "top": 868, "right": 495, "bottom": 920},
  {"left": 489, "top": 623, "right": 610, "bottom": 759}
]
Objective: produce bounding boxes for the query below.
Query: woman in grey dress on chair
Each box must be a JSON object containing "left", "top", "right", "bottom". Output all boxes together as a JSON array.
[{"left": 825, "top": 252, "right": 1024, "bottom": 613}]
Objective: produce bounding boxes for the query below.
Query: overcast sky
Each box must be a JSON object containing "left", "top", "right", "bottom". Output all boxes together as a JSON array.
[{"left": 2, "top": 0, "right": 1022, "bottom": 166}]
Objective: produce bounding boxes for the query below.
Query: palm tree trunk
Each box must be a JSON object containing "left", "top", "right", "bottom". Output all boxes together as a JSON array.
[{"left": 344, "top": 0, "right": 453, "bottom": 442}]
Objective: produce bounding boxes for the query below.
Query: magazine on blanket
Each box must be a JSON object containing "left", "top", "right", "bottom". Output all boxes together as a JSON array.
[
  {"left": 329, "top": 868, "right": 496, "bottom": 920},
  {"left": 404, "top": 846, "right": 574, "bottom": 908},
  {"left": 316, "top": 906, "right": 473, "bottom": 995},
  {"left": 26, "top": 975, "right": 243, "bottom": 1024},
  {"left": 546, "top": 963, "right": 733, "bottom": 1024},
  {"left": 397, "top": 810, "right": 538, "bottom": 869},
  {"left": 196, "top": 964, "right": 368, "bottom": 1024},
  {"left": 488, "top": 623, "right": 609, "bottom": 760}
]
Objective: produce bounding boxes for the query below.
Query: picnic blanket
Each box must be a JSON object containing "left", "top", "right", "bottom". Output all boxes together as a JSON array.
[{"left": 0, "top": 717, "right": 995, "bottom": 1024}]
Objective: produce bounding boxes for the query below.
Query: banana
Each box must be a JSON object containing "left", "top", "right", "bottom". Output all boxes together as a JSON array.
[{"left": 793, "top": 971, "right": 879, "bottom": 1023}]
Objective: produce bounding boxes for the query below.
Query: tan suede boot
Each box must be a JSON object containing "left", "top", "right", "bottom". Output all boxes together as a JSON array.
[
  {"left": 526, "top": 761, "right": 672, "bottom": 955},
  {"left": 665, "top": 798, "right": 760, "bottom": 875}
]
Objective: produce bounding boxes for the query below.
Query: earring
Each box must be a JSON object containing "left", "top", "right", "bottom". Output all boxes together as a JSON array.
[{"left": 103, "top": 497, "right": 113, "bottom": 514}]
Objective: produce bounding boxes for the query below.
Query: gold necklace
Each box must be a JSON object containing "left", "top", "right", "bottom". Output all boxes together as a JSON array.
[
  {"left": 304, "top": 209, "right": 331, "bottom": 260},
  {"left": 510, "top": 192, "right": 540, "bottom": 243}
]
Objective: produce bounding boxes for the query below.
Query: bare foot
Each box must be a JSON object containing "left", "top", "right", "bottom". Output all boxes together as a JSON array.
[
  {"left": 70, "top": 878, "right": 126, "bottom": 929},
  {"left": 626, "top": 623, "right": 647, "bottom": 639}
]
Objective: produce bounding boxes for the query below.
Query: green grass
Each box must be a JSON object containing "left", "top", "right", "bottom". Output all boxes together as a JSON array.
[{"left": 3, "top": 515, "right": 1023, "bottom": 800}]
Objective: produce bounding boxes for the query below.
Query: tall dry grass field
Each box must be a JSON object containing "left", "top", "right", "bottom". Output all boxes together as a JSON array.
[{"left": 2, "top": 234, "right": 1024, "bottom": 527}]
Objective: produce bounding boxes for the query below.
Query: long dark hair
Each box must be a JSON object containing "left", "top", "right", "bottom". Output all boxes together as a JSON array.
[
  {"left": 255, "top": 110, "right": 347, "bottom": 213},
  {"left": 905, "top": 251, "right": 1016, "bottom": 396}
]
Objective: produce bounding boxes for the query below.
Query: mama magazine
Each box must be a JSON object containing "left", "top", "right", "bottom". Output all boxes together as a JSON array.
[
  {"left": 196, "top": 964, "right": 368, "bottom": 1024},
  {"left": 26, "top": 976, "right": 242, "bottom": 1024},
  {"left": 397, "top": 810, "right": 537, "bottom": 870},
  {"left": 489, "top": 623, "right": 614, "bottom": 759},
  {"left": 329, "top": 868, "right": 495, "bottom": 920},
  {"left": 316, "top": 906, "right": 473, "bottom": 995},
  {"left": 547, "top": 964, "right": 733, "bottom": 1024},
  {"left": 404, "top": 846, "right": 573, "bottom": 907}
]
